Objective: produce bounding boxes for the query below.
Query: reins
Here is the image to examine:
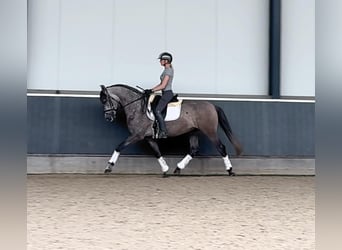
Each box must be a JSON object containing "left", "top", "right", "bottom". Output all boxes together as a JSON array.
[{"left": 121, "top": 95, "right": 145, "bottom": 109}]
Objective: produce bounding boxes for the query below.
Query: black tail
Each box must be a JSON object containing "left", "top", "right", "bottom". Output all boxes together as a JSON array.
[{"left": 215, "top": 105, "right": 243, "bottom": 156}]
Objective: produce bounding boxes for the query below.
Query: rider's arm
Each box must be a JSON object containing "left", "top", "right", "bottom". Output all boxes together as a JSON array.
[{"left": 152, "top": 75, "right": 170, "bottom": 92}]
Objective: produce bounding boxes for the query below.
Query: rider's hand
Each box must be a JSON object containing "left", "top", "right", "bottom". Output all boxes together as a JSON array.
[{"left": 145, "top": 89, "right": 153, "bottom": 95}]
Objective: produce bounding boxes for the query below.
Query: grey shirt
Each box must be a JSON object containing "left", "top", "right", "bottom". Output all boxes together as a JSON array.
[{"left": 160, "top": 67, "right": 174, "bottom": 91}]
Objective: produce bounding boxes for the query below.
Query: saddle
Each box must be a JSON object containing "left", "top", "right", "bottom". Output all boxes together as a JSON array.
[{"left": 146, "top": 94, "right": 183, "bottom": 121}]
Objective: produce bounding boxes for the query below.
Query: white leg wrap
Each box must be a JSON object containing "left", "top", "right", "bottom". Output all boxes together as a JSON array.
[
  {"left": 177, "top": 154, "right": 193, "bottom": 169},
  {"left": 158, "top": 157, "right": 169, "bottom": 173},
  {"left": 109, "top": 150, "right": 120, "bottom": 164},
  {"left": 223, "top": 155, "right": 232, "bottom": 170}
]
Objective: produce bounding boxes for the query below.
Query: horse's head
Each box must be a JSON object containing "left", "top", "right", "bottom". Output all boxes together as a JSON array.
[{"left": 100, "top": 85, "right": 121, "bottom": 122}]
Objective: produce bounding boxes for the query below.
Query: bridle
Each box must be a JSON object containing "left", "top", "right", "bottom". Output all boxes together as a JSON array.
[
  {"left": 103, "top": 87, "right": 146, "bottom": 115},
  {"left": 103, "top": 94, "right": 121, "bottom": 115}
]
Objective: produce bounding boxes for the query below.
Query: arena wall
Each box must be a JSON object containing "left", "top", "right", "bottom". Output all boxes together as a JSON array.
[{"left": 27, "top": 95, "right": 314, "bottom": 175}]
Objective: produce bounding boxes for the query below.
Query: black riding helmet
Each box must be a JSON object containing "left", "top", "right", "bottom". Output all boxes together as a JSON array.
[{"left": 158, "top": 52, "right": 173, "bottom": 63}]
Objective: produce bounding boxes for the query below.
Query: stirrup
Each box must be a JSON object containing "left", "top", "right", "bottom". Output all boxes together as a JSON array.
[{"left": 158, "top": 131, "right": 168, "bottom": 139}]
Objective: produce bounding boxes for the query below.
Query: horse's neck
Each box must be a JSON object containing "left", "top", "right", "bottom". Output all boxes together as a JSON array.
[{"left": 113, "top": 88, "right": 143, "bottom": 113}]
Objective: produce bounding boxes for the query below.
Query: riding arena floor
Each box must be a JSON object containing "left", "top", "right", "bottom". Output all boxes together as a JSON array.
[{"left": 27, "top": 174, "right": 315, "bottom": 250}]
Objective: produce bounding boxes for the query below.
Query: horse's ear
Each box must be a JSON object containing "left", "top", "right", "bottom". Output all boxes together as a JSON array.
[{"left": 99, "top": 85, "right": 107, "bottom": 103}]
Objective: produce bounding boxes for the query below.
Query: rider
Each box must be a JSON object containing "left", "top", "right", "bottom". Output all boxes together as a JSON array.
[{"left": 146, "top": 52, "right": 174, "bottom": 139}]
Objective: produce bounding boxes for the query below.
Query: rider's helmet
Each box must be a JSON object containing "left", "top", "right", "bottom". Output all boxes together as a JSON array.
[{"left": 158, "top": 52, "right": 173, "bottom": 63}]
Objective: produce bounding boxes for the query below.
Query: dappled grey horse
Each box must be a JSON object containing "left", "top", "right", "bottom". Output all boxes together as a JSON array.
[{"left": 100, "top": 84, "right": 242, "bottom": 176}]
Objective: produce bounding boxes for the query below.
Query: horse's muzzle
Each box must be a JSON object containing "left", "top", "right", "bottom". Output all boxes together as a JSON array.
[{"left": 104, "top": 113, "right": 115, "bottom": 122}]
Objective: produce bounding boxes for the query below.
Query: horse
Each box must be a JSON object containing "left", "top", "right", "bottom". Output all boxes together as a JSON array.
[{"left": 99, "top": 84, "right": 242, "bottom": 176}]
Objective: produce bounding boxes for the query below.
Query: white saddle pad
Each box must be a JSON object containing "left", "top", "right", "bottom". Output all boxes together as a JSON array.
[{"left": 146, "top": 94, "right": 183, "bottom": 121}]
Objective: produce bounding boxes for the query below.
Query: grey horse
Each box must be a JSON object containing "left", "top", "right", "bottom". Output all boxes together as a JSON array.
[{"left": 100, "top": 84, "right": 242, "bottom": 176}]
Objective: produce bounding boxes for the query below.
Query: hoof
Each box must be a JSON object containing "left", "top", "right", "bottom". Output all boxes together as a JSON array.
[
  {"left": 173, "top": 167, "right": 181, "bottom": 175},
  {"left": 104, "top": 168, "right": 112, "bottom": 174},
  {"left": 227, "top": 169, "right": 236, "bottom": 176},
  {"left": 162, "top": 172, "right": 169, "bottom": 178},
  {"left": 104, "top": 163, "right": 114, "bottom": 174}
]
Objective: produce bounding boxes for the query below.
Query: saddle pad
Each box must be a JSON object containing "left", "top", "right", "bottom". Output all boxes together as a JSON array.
[{"left": 147, "top": 94, "right": 183, "bottom": 121}]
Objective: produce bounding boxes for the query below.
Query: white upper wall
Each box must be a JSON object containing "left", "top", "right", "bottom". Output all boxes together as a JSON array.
[
  {"left": 28, "top": 0, "right": 60, "bottom": 90},
  {"left": 281, "top": 0, "right": 315, "bottom": 96},
  {"left": 28, "top": 0, "right": 314, "bottom": 97}
]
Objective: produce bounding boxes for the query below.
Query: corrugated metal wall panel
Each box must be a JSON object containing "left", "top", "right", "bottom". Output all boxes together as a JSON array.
[{"left": 28, "top": 96, "right": 314, "bottom": 157}]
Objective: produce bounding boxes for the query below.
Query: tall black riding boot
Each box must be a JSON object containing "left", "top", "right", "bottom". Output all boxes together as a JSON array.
[{"left": 155, "top": 111, "right": 168, "bottom": 139}]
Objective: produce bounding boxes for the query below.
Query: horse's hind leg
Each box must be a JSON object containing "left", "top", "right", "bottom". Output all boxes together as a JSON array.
[
  {"left": 203, "top": 130, "right": 235, "bottom": 176},
  {"left": 146, "top": 139, "right": 169, "bottom": 176},
  {"left": 174, "top": 133, "right": 199, "bottom": 174},
  {"left": 215, "top": 139, "right": 235, "bottom": 176}
]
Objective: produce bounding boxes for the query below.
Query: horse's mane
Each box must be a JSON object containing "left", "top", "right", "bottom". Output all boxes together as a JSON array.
[{"left": 107, "top": 84, "right": 142, "bottom": 95}]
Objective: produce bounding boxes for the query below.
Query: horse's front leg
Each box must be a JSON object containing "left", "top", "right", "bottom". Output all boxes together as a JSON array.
[
  {"left": 104, "top": 135, "right": 143, "bottom": 174},
  {"left": 145, "top": 138, "right": 169, "bottom": 177}
]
